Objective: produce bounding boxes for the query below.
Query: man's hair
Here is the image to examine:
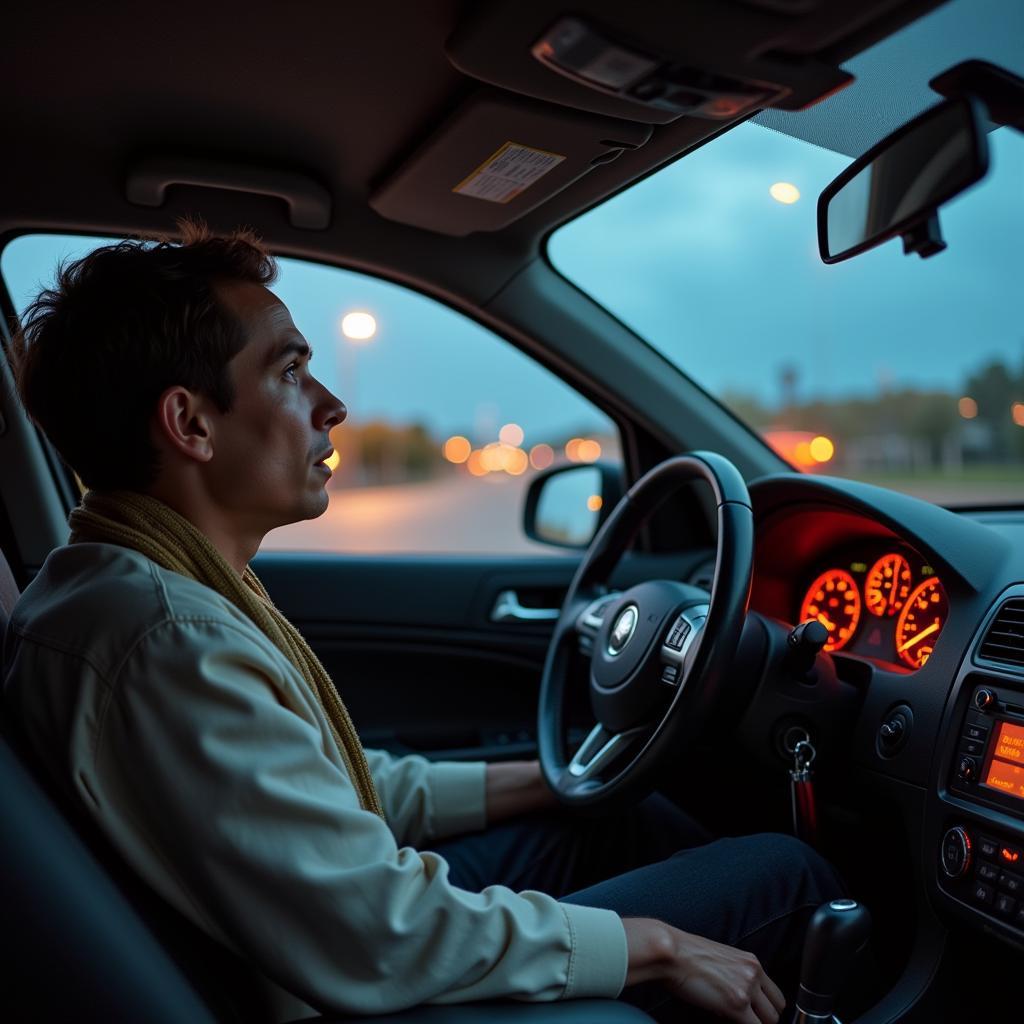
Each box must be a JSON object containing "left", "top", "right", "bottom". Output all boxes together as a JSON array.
[{"left": 10, "top": 219, "right": 278, "bottom": 492}]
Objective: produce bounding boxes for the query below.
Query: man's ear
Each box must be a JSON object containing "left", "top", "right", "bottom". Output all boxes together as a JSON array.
[{"left": 153, "top": 386, "right": 216, "bottom": 463}]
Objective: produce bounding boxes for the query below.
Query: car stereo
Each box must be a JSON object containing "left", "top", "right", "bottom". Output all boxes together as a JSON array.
[{"left": 949, "top": 681, "right": 1024, "bottom": 817}]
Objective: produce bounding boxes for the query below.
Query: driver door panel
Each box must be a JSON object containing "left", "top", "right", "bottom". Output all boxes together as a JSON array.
[{"left": 254, "top": 550, "right": 705, "bottom": 762}]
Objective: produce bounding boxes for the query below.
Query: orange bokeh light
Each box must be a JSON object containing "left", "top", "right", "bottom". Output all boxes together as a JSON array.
[
  {"left": 586, "top": 494, "right": 603, "bottom": 512},
  {"left": 809, "top": 436, "right": 834, "bottom": 463},
  {"left": 1012, "top": 402, "right": 1024, "bottom": 427},
  {"left": 958, "top": 396, "right": 978, "bottom": 419},
  {"left": 577, "top": 439, "right": 602, "bottom": 463},
  {"left": 443, "top": 435, "right": 472, "bottom": 464},
  {"left": 505, "top": 448, "right": 529, "bottom": 475},
  {"left": 565, "top": 438, "right": 582, "bottom": 462},
  {"left": 466, "top": 450, "right": 487, "bottom": 476}
]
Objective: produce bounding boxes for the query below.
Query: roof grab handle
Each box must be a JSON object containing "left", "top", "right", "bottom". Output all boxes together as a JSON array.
[{"left": 125, "top": 156, "right": 332, "bottom": 230}]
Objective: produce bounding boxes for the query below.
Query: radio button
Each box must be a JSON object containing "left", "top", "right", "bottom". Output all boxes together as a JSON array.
[
  {"left": 972, "top": 880, "right": 995, "bottom": 906},
  {"left": 977, "top": 863, "right": 999, "bottom": 882},
  {"left": 995, "top": 893, "right": 1017, "bottom": 918},
  {"left": 979, "top": 836, "right": 1000, "bottom": 860},
  {"left": 999, "top": 871, "right": 1023, "bottom": 895},
  {"left": 1016, "top": 905, "right": 1024, "bottom": 929},
  {"left": 959, "top": 739, "right": 983, "bottom": 757},
  {"left": 957, "top": 756, "right": 978, "bottom": 782},
  {"left": 975, "top": 689, "right": 997, "bottom": 711},
  {"left": 963, "top": 723, "right": 990, "bottom": 742}
]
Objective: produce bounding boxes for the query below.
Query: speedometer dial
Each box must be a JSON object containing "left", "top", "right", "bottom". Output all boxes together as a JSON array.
[
  {"left": 865, "top": 553, "right": 913, "bottom": 617},
  {"left": 895, "top": 577, "right": 948, "bottom": 669},
  {"left": 799, "top": 569, "right": 862, "bottom": 652}
]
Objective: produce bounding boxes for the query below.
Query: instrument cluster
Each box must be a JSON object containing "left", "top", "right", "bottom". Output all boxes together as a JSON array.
[{"left": 797, "top": 548, "right": 948, "bottom": 670}]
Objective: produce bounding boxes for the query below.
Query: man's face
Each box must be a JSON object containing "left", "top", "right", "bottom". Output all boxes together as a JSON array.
[{"left": 203, "top": 280, "right": 345, "bottom": 532}]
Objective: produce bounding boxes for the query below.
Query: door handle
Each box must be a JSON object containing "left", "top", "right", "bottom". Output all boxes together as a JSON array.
[{"left": 490, "top": 590, "right": 560, "bottom": 623}]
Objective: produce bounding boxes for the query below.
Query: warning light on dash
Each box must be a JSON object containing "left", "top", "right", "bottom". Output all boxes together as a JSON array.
[{"left": 1001, "top": 847, "right": 1021, "bottom": 864}]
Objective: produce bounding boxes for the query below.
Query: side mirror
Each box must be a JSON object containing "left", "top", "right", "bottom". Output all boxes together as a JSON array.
[
  {"left": 523, "top": 462, "right": 624, "bottom": 549},
  {"left": 818, "top": 96, "right": 989, "bottom": 264}
]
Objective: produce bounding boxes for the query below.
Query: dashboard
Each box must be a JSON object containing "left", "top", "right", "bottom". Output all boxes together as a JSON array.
[
  {"left": 743, "top": 473, "right": 1024, "bottom": 997},
  {"left": 796, "top": 546, "right": 948, "bottom": 669}
]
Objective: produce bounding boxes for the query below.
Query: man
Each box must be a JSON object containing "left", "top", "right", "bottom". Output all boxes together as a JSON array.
[{"left": 3, "top": 222, "right": 841, "bottom": 1023}]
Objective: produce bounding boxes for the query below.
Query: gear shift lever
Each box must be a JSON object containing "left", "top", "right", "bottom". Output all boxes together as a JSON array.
[{"left": 792, "top": 899, "right": 871, "bottom": 1024}]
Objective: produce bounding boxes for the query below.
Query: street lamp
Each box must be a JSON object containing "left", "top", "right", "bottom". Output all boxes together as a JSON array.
[{"left": 337, "top": 310, "right": 378, "bottom": 485}]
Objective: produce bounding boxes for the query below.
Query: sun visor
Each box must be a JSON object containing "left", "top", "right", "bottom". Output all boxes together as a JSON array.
[{"left": 369, "top": 91, "right": 650, "bottom": 236}]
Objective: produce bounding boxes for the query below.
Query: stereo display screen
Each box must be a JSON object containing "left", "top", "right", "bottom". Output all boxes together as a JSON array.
[{"left": 983, "top": 720, "right": 1024, "bottom": 800}]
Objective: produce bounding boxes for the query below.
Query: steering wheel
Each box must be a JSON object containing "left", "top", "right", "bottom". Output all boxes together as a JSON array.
[{"left": 537, "top": 452, "right": 754, "bottom": 810}]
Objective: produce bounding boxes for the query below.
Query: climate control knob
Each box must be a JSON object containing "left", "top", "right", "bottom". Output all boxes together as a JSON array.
[
  {"left": 941, "top": 826, "right": 972, "bottom": 879},
  {"left": 958, "top": 756, "right": 978, "bottom": 782},
  {"left": 975, "top": 688, "right": 996, "bottom": 711}
]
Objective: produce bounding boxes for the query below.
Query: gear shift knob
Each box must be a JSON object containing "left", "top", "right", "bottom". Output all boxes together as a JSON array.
[{"left": 793, "top": 899, "right": 871, "bottom": 1023}]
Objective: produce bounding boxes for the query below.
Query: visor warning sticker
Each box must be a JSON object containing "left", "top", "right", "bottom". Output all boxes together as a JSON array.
[{"left": 453, "top": 142, "right": 565, "bottom": 204}]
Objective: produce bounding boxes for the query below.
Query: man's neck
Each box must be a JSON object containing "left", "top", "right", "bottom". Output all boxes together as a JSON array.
[{"left": 144, "top": 484, "right": 261, "bottom": 575}]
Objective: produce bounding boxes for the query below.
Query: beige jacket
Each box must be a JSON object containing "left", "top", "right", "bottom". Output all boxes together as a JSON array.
[{"left": 3, "top": 543, "right": 627, "bottom": 1019}]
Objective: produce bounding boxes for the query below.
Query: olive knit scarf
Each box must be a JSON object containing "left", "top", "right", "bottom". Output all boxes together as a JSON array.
[{"left": 68, "top": 490, "right": 384, "bottom": 818}]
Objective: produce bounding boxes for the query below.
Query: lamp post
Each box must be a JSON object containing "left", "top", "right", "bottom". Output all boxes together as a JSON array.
[{"left": 338, "top": 311, "right": 377, "bottom": 485}]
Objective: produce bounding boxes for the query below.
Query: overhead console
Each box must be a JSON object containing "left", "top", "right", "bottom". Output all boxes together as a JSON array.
[{"left": 371, "top": 0, "right": 948, "bottom": 235}]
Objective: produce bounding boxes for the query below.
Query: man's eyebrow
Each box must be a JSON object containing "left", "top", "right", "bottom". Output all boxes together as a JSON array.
[{"left": 265, "top": 336, "right": 313, "bottom": 367}]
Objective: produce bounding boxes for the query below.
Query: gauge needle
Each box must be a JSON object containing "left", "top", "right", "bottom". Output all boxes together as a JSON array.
[
  {"left": 898, "top": 621, "right": 940, "bottom": 653},
  {"left": 816, "top": 613, "right": 834, "bottom": 632}
]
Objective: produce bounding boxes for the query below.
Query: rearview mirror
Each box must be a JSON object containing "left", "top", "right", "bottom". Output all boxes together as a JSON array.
[{"left": 818, "top": 97, "right": 989, "bottom": 264}]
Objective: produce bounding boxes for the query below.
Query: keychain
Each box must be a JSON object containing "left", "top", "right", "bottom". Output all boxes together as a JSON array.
[{"left": 790, "top": 739, "right": 818, "bottom": 848}]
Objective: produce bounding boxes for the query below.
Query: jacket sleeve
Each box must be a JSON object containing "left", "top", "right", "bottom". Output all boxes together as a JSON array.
[
  {"left": 84, "top": 617, "right": 628, "bottom": 1016},
  {"left": 363, "top": 747, "right": 487, "bottom": 846}
]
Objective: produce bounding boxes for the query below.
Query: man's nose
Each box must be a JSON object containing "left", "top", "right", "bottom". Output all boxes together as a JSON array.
[{"left": 315, "top": 380, "right": 347, "bottom": 429}]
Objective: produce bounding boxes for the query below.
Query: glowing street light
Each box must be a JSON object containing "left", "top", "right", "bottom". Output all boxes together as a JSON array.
[
  {"left": 769, "top": 182, "right": 801, "bottom": 205},
  {"left": 340, "top": 311, "right": 377, "bottom": 342}
]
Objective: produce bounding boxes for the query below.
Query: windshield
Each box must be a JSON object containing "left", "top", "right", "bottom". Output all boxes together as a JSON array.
[{"left": 550, "top": 0, "right": 1024, "bottom": 507}]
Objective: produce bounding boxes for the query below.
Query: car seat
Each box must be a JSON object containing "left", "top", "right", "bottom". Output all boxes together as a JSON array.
[{"left": 0, "top": 547, "right": 653, "bottom": 1023}]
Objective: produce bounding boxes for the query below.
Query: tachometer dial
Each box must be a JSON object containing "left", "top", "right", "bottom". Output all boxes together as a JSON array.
[
  {"left": 799, "top": 569, "right": 862, "bottom": 652},
  {"left": 895, "top": 577, "right": 948, "bottom": 669},
  {"left": 865, "top": 553, "right": 913, "bottom": 617}
]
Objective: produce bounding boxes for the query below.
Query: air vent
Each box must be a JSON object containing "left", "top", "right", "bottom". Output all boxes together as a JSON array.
[{"left": 979, "top": 599, "right": 1024, "bottom": 668}]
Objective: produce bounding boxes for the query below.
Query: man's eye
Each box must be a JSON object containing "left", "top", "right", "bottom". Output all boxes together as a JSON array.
[{"left": 283, "top": 362, "right": 299, "bottom": 382}]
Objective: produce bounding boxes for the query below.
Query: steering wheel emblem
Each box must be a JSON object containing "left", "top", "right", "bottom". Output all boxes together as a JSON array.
[{"left": 607, "top": 605, "right": 639, "bottom": 656}]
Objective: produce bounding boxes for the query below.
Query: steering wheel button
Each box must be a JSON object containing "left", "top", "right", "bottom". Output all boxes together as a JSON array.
[{"left": 661, "top": 664, "right": 680, "bottom": 686}]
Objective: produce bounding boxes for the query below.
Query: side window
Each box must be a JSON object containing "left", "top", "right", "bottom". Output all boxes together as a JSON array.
[{"left": 2, "top": 236, "right": 621, "bottom": 555}]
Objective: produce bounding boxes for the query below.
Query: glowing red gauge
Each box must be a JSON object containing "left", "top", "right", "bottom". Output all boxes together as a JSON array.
[
  {"left": 895, "top": 576, "right": 948, "bottom": 669},
  {"left": 799, "top": 569, "right": 862, "bottom": 652},
  {"left": 865, "top": 553, "right": 913, "bottom": 617}
]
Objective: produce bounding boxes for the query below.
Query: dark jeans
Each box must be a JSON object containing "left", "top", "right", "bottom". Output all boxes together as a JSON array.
[{"left": 428, "top": 794, "right": 845, "bottom": 1020}]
